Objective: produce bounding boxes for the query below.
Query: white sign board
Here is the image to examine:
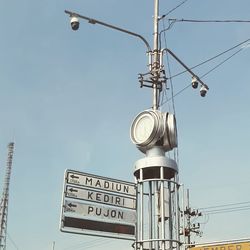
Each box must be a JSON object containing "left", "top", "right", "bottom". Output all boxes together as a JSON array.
[
  {"left": 64, "top": 200, "right": 136, "bottom": 224},
  {"left": 66, "top": 171, "right": 136, "bottom": 196},
  {"left": 60, "top": 169, "right": 136, "bottom": 240},
  {"left": 66, "top": 185, "right": 136, "bottom": 209}
]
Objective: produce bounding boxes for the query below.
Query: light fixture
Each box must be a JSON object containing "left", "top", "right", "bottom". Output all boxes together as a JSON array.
[
  {"left": 162, "top": 112, "right": 178, "bottom": 151},
  {"left": 130, "top": 110, "right": 177, "bottom": 152},
  {"left": 130, "top": 110, "right": 164, "bottom": 148}
]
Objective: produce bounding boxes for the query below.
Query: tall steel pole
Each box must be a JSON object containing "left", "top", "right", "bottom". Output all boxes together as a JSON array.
[
  {"left": 153, "top": 0, "right": 160, "bottom": 110},
  {"left": 133, "top": 2, "right": 181, "bottom": 250}
]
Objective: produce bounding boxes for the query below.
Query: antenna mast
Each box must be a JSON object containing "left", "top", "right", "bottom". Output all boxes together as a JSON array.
[
  {"left": 0, "top": 142, "right": 15, "bottom": 250},
  {"left": 152, "top": 0, "right": 160, "bottom": 110}
]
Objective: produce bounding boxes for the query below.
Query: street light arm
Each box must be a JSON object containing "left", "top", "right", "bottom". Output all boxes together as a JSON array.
[
  {"left": 65, "top": 10, "right": 152, "bottom": 52},
  {"left": 164, "top": 48, "right": 209, "bottom": 89}
]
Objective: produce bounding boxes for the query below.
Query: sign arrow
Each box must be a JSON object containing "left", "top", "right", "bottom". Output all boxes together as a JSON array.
[
  {"left": 67, "top": 203, "right": 77, "bottom": 208},
  {"left": 70, "top": 174, "right": 79, "bottom": 179},
  {"left": 68, "top": 187, "right": 78, "bottom": 193}
]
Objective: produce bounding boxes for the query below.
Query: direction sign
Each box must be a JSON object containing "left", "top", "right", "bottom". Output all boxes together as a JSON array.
[
  {"left": 66, "top": 170, "right": 136, "bottom": 196},
  {"left": 64, "top": 200, "right": 136, "bottom": 224},
  {"left": 60, "top": 169, "right": 136, "bottom": 240},
  {"left": 66, "top": 185, "right": 136, "bottom": 209}
]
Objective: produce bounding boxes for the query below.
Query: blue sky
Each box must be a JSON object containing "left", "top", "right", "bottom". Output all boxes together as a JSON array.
[{"left": 0, "top": 0, "right": 250, "bottom": 250}]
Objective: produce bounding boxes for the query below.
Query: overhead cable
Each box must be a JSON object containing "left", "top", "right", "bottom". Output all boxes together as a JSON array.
[
  {"left": 203, "top": 206, "right": 250, "bottom": 215},
  {"left": 197, "top": 201, "right": 250, "bottom": 215},
  {"left": 63, "top": 238, "right": 110, "bottom": 250},
  {"left": 7, "top": 233, "right": 19, "bottom": 250},
  {"left": 170, "top": 38, "right": 250, "bottom": 79},
  {"left": 159, "top": 0, "right": 189, "bottom": 20},
  {"left": 168, "top": 18, "right": 250, "bottom": 23},
  {"left": 198, "top": 201, "right": 250, "bottom": 210},
  {"left": 165, "top": 46, "right": 245, "bottom": 101},
  {"left": 161, "top": 18, "right": 179, "bottom": 164},
  {"left": 200, "top": 47, "right": 245, "bottom": 78}
]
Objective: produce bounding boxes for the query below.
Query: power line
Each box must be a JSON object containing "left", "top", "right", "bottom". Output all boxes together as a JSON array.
[
  {"left": 159, "top": 0, "right": 189, "bottom": 20},
  {"left": 62, "top": 238, "right": 110, "bottom": 250},
  {"left": 168, "top": 18, "right": 250, "bottom": 23},
  {"left": 204, "top": 206, "right": 250, "bottom": 215},
  {"left": 197, "top": 201, "right": 250, "bottom": 215},
  {"left": 200, "top": 47, "right": 244, "bottom": 78},
  {"left": 172, "top": 47, "right": 244, "bottom": 99},
  {"left": 170, "top": 38, "right": 250, "bottom": 79},
  {"left": 161, "top": 19, "right": 179, "bottom": 164},
  {"left": 7, "top": 233, "right": 18, "bottom": 250},
  {"left": 161, "top": 38, "right": 249, "bottom": 102},
  {"left": 198, "top": 201, "right": 250, "bottom": 210}
]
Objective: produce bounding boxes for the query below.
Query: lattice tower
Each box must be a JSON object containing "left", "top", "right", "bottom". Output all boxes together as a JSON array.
[{"left": 0, "top": 142, "right": 15, "bottom": 250}]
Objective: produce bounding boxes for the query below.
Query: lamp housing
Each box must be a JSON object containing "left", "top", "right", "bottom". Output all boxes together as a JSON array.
[{"left": 130, "top": 110, "right": 177, "bottom": 153}]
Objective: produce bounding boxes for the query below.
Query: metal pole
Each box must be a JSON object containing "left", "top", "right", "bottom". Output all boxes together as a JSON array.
[
  {"left": 160, "top": 167, "right": 166, "bottom": 250},
  {"left": 149, "top": 181, "right": 153, "bottom": 250},
  {"left": 140, "top": 169, "right": 144, "bottom": 250},
  {"left": 168, "top": 181, "right": 173, "bottom": 250},
  {"left": 187, "top": 189, "right": 191, "bottom": 245},
  {"left": 152, "top": 0, "right": 160, "bottom": 110}
]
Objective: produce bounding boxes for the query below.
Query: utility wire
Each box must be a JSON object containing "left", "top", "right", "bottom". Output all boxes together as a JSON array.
[
  {"left": 170, "top": 38, "right": 250, "bottom": 79},
  {"left": 198, "top": 201, "right": 250, "bottom": 215},
  {"left": 159, "top": 0, "right": 189, "bottom": 20},
  {"left": 164, "top": 46, "right": 245, "bottom": 102},
  {"left": 162, "top": 20, "right": 176, "bottom": 114},
  {"left": 62, "top": 238, "right": 110, "bottom": 250},
  {"left": 168, "top": 18, "right": 250, "bottom": 23},
  {"left": 200, "top": 47, "right": 244, "bottom": 78},
  {"left": 198, "top": 201, "right": 250, "bottom": 210},
  {"left": 203, "top": 206, "right": 250, "bottom": 215},
  {"left": 7, "top": 233, "right": 19, "bottom": 250},
  {"left": 161, "top": 19, "right": 179, "bottom": 164}
]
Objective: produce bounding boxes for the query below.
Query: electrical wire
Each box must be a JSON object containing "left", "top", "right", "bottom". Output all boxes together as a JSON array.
[
  {"left": 158, "top": 0, "right": 190, "bottom": 46},
  {"left": 7, "top": 233, "right": 19, "bottom": 250},
  {"left": 62, "top": 238, "right": 110, "bottom": 250},
  {"left": 161, "top": 19, "right": 179, "bottom": 163},
  {"left": 197, "top": 201, "right": 250, "bottom": 215},
  {"left": 170, "top": 38, "right": 250, "bottom": 79},
  {"left": 162, "top": 21, "right": 176, "bottom": 115},
  {"left": 200, "top": 47, "right": 245, "bottom": 78},
  {"left": 168, "top": 18, "right": 250, "bottom": 23},
  {"left": 160, "top": 18, "right": 250, "bottom": 32},
  {"left": 198, "top": 201, "right": 250, "bottom": 210},
  {"left": 203, "top": 206, "right": 250, "bottom": 215},
  {"left": 159, "top": 0, "right": 189, "bottom": 20},
  {"left": 162, "top": 39, "right": 249, "bottom": 102}
]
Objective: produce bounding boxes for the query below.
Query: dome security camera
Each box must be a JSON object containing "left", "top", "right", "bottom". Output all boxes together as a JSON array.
[
  {"left": 70, "top": 16, "right": 80, "bottom": 31},
  {"left": 200, "top": 85, "right": 208, "bottom": 97},
  {"left": 191, "top": 76, "right": 198, "bottom": 89}
]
